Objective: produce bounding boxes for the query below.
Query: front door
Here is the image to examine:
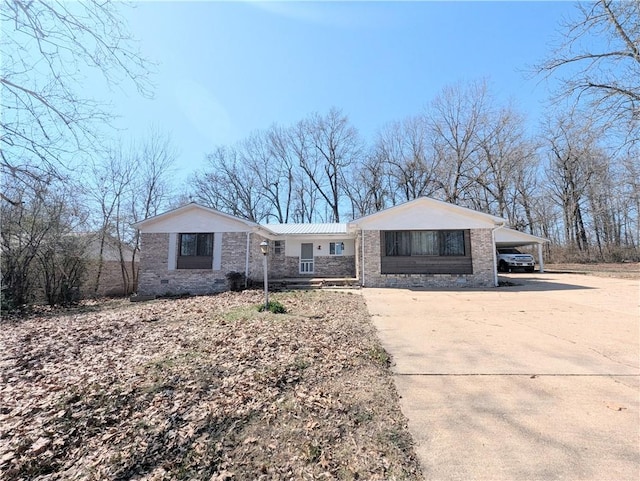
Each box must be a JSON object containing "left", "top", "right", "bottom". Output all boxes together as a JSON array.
[{"left": 300, "top": 243, "right": 314, "bottom": 274}]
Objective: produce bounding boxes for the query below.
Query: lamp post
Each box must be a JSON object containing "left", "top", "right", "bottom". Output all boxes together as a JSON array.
[{"left": 259, "top": 240, "right": 269, "bottom": 308}]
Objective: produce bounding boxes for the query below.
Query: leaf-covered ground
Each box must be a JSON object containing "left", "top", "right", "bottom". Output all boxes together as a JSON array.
[
  {"left": 545, "top": 262, "right": 639, "bottom": 279},
  {"left": 0, "top": 291, "right": 421, "bottom": 480}
]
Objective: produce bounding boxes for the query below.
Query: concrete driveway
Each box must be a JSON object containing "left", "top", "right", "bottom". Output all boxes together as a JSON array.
[{"left": 363, "top": 273, "right": 639, "bottom": 481}]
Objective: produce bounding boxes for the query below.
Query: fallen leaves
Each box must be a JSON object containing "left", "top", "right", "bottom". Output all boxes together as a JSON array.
[{"left": 0, "top": 290, "right": 421, "bottom": 480}]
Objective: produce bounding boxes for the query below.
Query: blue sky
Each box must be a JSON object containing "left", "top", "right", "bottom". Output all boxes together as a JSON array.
[{"left": 107, "top": 1, "right": 579, "bottom": 177}]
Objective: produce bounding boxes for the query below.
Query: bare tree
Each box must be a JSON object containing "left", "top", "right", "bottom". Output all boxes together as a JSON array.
[
  {"left": 474, "top": 105, "right": 539, "bottom": 225},
  {"left": 86, "top": 129, "right": 176, "bottom": 296},
  {"left": 1, "top": 176, "right": 89, "bottom": 307},
  {"left": 242, "top": 126, "right": 296, "bottom": 223},
  {"left": 192, "top": 146, "right": 268, "bottom": 222},
  {"left": 537, "top": 1, "right": 640, "bottom": 136},
  {"left": 427, "top": 80, "right": 489, "bottom": 204},
  {"left": 375, "top": 116, "right": 440, "bottom": 203},
  {"left": 1, "top": 0, "right": 152, "bottom": 188},
  {"left": 541, "top": 109, "right": 603, "bottom": 252},
  {"left": 87, "top": 145, "right": 136, "bottom": 295},
  {"left": 621, "top": 153, "right": 640, "bottom": 249},
  {"left": 294, "top": 108, "right": 362, "bottom": 222},
  {"left": 344, "top": 150, "right": 390, "bottom": 219},
  {"left": 128, "top": 129, "right": 177, "bottom": 288}
]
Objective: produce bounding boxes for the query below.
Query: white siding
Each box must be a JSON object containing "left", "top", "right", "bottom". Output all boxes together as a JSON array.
[
  {"left": 140, "top": 206, "right": 254, "bottom": 233},
  {"left": 284, "top": 238, "right": 355, "bottom": 257}
]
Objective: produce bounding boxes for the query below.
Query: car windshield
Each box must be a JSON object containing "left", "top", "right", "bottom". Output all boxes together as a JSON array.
[{"left": 499, "top": 248, "right": 522, "bottom": 254}]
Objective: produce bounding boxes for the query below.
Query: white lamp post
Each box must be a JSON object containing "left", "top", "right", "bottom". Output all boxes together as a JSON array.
[{"left": 259, "top": 240, "right": 269, "bottom": 308}]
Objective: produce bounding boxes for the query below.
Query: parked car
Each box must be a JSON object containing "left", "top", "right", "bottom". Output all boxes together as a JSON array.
[{"left": 496, "top": 248, "right": 535, "bottom": 273}]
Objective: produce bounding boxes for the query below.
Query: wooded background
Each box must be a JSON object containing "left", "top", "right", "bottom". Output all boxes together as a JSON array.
[{"left": 2, "top": 1, "right": 638, "bottom": 307}]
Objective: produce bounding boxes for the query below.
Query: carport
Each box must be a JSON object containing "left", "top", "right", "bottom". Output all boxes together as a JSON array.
[{"left": 493, "top": 227, "right": 549, "bottom": 282}]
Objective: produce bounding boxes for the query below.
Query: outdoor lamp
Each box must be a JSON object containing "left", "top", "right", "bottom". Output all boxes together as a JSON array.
[{"left": 259, "top": 240, "right": 269, "bottom": 307}]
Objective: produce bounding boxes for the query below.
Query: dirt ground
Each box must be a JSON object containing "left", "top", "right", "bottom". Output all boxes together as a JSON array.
[{"left": 0, "top": 290, "right": 421, "bottom": 481}]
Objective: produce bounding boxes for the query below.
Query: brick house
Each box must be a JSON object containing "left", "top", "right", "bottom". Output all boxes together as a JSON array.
[{"left": 133, "top": 197, "right": 547, "bottom": 296}]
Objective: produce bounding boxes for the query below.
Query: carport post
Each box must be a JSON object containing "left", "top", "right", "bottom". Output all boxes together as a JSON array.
[
  {"left": 491, "top": 221, "right": 506, "bottom": 287},
  {"left": 537, "top": 243, "right": 545, "bottom": 273}
]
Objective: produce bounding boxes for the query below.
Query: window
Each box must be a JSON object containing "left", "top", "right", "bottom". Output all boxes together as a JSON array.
[
  {"left": 384, "top": 230, "right": 465, "bottom": 256},
  {"left": 274, "top": 240, "right": 284, "bottom": 255},
  {"left": 330, "top": 241, "right": 344, "bottom": 255},
  {"left": 441, "top": 230, "right": 465, "bottom": 256},
  {"left": 177, "top": 233, "right": 213, "bottom": 269}
]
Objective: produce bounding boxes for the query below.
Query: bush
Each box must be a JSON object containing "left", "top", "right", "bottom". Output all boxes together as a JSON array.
[
  {"left": 225, "top": 271, "right": 246, "bottom": 292},
  {"left": 258, "top": 300, "right": 286, "bottom": 314}
]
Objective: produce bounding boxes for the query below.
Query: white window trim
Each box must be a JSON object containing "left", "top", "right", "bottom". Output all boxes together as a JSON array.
[{"left": 329, "top": 241, "right": 344, "bottom": 256}]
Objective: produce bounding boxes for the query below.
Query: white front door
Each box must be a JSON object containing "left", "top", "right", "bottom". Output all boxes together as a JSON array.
[{"left": 300, "top": 243, "right": 314, "bottom": 274}]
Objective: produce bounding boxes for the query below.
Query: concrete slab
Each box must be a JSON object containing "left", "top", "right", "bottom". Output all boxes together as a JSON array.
[{"left": 363, "top": 273, "right": 640, "bottom": 481}]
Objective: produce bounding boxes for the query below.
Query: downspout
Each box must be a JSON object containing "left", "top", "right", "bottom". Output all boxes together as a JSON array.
[
  {"left": 361, "top": 229, "right": 365, "bottom": 287},
  {"left": 491, "top": 222, "right": 506, "bottom": 287},
  {"left": 245, "top": 232, "right": 251, "bottom": 288}
]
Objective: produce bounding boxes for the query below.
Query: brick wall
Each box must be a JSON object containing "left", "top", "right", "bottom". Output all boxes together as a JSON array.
[
  {"left": 138, "top": 228, "right": 496, "bottom": 295},
  {"left": 469, "top": 229, "right": 496, "bottom": 286},
  {"left": 313, "top": 255, "right": 355, "bottom": 277},
  {"left": 361, "top": 228, "right": 495, "bottom": 288},
  {"left": 82, "top": 260, "right": 138, "bottom": 297},
  {"left": 265, "top": 254, "right": 355, "bottom": 278},
  {"left": 138, "top": 232, "right": 251, "bottom": 296}
]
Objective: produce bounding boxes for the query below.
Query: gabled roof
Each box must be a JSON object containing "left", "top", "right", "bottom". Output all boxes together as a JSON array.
[
  {"left": 134, "top": 198, "right": 525, "bottom": 237},
  {"left": 348, "top": 197, "right": 507, "bottom": 230},
  {"left": 133, "top": 202, "right": 261, "bottom": 233},
  {"left": 264, "top": 223, "right": 348, "bottom": 235}
]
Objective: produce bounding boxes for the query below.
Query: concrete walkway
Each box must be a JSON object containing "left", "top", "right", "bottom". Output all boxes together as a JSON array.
[{"left": 363, "top": 273, "right": 640, "bottom": 481}]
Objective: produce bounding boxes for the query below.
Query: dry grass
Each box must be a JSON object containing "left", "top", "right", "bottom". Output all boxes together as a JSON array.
[{"left": 0, "top": 290, "right": 421, "bottom": 480}]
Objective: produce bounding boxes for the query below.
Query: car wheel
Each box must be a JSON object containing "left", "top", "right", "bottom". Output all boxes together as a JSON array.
[{"left": 498, "top": 261, "right": 507, "bottom": 273}]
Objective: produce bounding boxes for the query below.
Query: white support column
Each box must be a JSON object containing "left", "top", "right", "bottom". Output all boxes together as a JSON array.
[
  {"left": 213, "top": 233, "right": 222, "bottom": 270},
  {"left": 491, "top": 222, "right": 505, "bottom": 287},
  {"left": 168, "top": 233, "right": 177, "bottom": 270},
  {"left": 537, "top": 243, "right": 545, "bottom": 273}
]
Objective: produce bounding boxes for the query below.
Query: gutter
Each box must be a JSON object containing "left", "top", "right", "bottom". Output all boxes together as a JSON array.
[{"left": 361, "top": 229, "right": 365, "bottom": 288}]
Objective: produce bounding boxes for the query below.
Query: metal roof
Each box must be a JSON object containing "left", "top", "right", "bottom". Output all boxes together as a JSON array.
[{"left": 264, "top": 223, "right": 348, "bottom": 235}]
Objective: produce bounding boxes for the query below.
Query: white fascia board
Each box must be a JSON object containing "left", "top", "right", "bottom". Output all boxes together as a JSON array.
[
  {"left": 349, "top": 198, "right": 506, "bottom": 231},
  {"left": 134, "top": 203, "right": 260, "bottom": 233},
  {"left": 495, "top": 228, "right": 549, "bottom": 246}
]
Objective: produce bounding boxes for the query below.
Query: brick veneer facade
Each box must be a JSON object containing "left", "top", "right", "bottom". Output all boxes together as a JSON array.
[
  {"left": 273, "top": 255, "right": 355, "bottom": 278},
  {"left": 82, "top": 260, "right": 138, "bottom": 297},
  {"left": 138, "top": 232, "right": 256, "bottom": 296},
  {"left": 138, "top": 228, "right": 496, "bottom": 296},
  {"left": 359, "top": 228, "right": 495, "bottom": 288}
]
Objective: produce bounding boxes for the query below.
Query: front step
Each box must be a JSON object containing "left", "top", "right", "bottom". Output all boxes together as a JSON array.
[{"left": 269, "top": 278, "right": 360, "bottom": 290}]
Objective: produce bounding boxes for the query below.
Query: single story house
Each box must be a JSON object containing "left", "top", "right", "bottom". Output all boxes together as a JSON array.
[{"left": 133, "top": 197, "right": 548, "bottom": 296}]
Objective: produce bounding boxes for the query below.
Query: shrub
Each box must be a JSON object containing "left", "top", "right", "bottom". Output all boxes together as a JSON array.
[
  {"left": 225, "top": 271, "right": 246, "bottom": 292},
  {"left": 258, "top": 300, "right": 286, "bottom": 314}
]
